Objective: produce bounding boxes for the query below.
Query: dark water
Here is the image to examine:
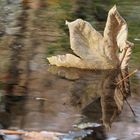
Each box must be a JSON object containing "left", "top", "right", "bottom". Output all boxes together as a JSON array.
[{"left": 0, "top": 0, "right": 140, "bottom": 140}]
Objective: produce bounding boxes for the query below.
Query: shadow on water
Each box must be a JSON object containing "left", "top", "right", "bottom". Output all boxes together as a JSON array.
[{"left": 0, "top": 0, "right": 140, "bottom": 140}]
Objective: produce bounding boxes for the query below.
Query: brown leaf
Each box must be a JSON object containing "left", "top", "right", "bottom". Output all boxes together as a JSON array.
[{"left": 47, "top": 6, "right": 133, "bottom": 69}]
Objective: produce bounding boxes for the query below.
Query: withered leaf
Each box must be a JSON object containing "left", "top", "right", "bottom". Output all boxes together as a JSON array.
[{"left": 47, "top": 6, "right": 133, "bottom": 69}]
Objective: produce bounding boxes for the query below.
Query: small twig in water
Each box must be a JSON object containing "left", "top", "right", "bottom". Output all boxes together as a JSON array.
[
  {"left": 125, "top": 98, "right": 136, "bottom": 117},
  {"left": 117, "top": 86, "right": 136, "bottom": 117},
  {"left": 0, "top": 129, "right": 64, "bottom": 136},
  {"left": 116, "top": 69, "right": 138, "bottom": 85},
  {"left": 0, "top": 130, "right": 25, "bottom": 135}
]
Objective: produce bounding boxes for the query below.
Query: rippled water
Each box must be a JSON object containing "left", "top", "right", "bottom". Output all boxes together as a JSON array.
[{"left": 0, "top": 0, "right": 140, "bottom": 140}]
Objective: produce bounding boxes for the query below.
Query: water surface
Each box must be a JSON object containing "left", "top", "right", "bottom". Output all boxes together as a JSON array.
[{"left": 0, "top": 0, "right": 140, "bottom": 140}]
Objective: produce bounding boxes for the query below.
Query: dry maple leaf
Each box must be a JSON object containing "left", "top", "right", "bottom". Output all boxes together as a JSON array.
[{"left": 47, "top": 6, "right": 133, "bottom": 69}]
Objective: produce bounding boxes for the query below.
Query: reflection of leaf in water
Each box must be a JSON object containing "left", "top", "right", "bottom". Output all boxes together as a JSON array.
[
  {"left": 48, "top": 66, "right": 130, "bottom": 129},
  {"left": 114, "top": 68, "right": 131, "bottom": 111},
  {"left": 48, "top": 66, "right": 80, "bottom": 80},
  {"left": 47, "top": 6, "right": 133, "bottom": 69},
  {"left": 100, "top": 69, "right": 130, "bottom": 128}
]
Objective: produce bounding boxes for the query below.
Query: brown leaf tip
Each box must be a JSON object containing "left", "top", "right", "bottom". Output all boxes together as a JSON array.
[{"left": 109, "top": 5, "right": 117, "bottom": 14}]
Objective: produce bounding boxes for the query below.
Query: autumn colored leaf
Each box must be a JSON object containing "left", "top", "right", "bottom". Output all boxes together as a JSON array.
[{"left": 47, "top": 6, "right": 133, "bottom": 69}]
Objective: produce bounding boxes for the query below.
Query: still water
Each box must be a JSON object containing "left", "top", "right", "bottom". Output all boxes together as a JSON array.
[{"left": 0, "top": 0, "right": 140, "bottom": 139}]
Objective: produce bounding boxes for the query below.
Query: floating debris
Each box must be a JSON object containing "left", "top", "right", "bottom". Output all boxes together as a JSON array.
[
  {"left": 116, "top": 69, "right": 138, "bottom": 85},
  {"left": 35, "top": 97, "right": 48, "bottom": 101},
  {"left": 0, "top": 129, "right": 95, "bottom": 140},
  {"left": 73, "top": 122, "right": 102, "bottom": 129}
]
